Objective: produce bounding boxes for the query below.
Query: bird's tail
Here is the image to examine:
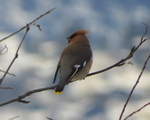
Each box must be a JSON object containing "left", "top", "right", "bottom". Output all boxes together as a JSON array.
[{"left": 54, "top": 85, "right": 65, "bottom": 94}]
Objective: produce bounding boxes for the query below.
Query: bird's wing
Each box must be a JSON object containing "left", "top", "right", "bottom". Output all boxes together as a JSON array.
[
  {"left": 66, "top": 45, "right": 92, "bottom": 81},
  {"left": 53, "top": 61, "right": 60, "bottom": 83}
]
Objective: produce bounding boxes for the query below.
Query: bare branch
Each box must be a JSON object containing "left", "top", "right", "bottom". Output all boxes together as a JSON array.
[
  {"left": 33, "top": 23, "right": 42, "bottom": 31},
  {"left": 1, "top": 56, "right": 149, "bottom": 107},
  {"left": 0, "top": 19, "right": 149, "bottom": 108},
  {"left": 0, "top": 45, "right": 8, "bottom": 55},
  {"left": 0, "top": 25, "right": 30, "bottom": 85},
  {"left": 124, "top": 102, "right": 150, "bottom": 120},
  {"left": 0, "top": 7, "right": 56, "bottom": 42},
  {"left": 87, "top": 24, "right": 150, "bottom": 77},
  {"left": 141, "top": 23, "right": 148, "bottom": 42},
  {"left": 47, "top": 117, "right": 53, "bottom": 120},
  {"left": 0, "top": 7, "right": 56, "bottom": 84},
  {"left": 0, "top": 87, "right": 13, "bottom": 89},
  {"left": 0, "top": 24, "right": 150, "bottom": 107},
  {"left": 0, "top": 85, "right": 57, "bottom": 107},
  {"left": 0, "top": 69, "right": 16, "bottom": 77},
  {"left": 119, "top": 54, "right": 150, "bottom": 120}
]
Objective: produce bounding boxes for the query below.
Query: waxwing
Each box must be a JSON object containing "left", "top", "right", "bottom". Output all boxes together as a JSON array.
[{"left": 53, "top": 29, "right": 93, "bottom": 94}]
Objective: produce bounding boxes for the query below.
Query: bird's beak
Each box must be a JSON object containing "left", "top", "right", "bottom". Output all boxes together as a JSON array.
[{"left": 66, "top": 37, "right": 71, "bottom": 43}]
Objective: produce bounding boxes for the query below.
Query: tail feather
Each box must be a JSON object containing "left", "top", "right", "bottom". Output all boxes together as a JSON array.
[
  {"left": 54, "top": 91, "right": 62, "bottom": 94},
  {"left": 54, "top": 85, "right": 65, "bottom": 94}
]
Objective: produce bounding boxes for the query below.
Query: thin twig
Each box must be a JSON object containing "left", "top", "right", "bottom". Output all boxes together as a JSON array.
[
  {"left": 0, "top": 85, "right": 57, "bottom": 107},
  {"left": 141, "top": 23, "right": 148, "bottom": 42},
  {"left": 0, "top": 69, "right": 16, "bottom": 77},
  {"left": 87, "top": 23, "right": 150, "bottom": 77},
  {"left": 0, "top": 87, "right": 12, "bottom": 89},
  {"left": 124, "top": 102, "right": 150, "bottom": 120},
  {"left": 119, "top": 54, "right": 150, "bottom": 120},
  {"left": 0, "top": 45, "right": 8, "bottom": 55},
  {"left": 0, "top": 7, "right": 56, "bottom": 42},
  {"left": 47, "top": 117, "right": 53, "bottom": 120},
  {"left": 0, "top": 25, "right": 30, "bottom": 85}
]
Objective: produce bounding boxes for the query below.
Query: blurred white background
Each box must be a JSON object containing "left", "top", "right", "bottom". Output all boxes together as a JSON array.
[{"left": 0, "top": 0, "right": 150, "bottom": 120}]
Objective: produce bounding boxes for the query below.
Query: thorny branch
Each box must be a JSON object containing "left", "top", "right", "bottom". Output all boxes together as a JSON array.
[
  {"left": 0, "top": 7, "right": 56, "bottom": 42},
  {"left": 0, "top": 25, "right": 30, "bottom": 85},
  {"left": 0, "top": 24, "right": 149, "bottom": 107},
  {"left": 119, "top": 54, "right": 150, "bottom": 120}
]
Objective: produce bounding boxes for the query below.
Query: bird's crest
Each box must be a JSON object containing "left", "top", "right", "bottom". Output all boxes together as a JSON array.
[{"left": 68, "top": 29, "right": 90, "bottom": 39}]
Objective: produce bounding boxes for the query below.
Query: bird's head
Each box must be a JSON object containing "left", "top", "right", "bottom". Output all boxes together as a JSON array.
[{"left": 67, "top": 29, "right": 90, "bottom": 44}]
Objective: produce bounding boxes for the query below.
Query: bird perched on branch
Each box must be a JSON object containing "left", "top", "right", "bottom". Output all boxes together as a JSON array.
[{"left": 53, "top": 29, "right": 93, "bottom": 94}]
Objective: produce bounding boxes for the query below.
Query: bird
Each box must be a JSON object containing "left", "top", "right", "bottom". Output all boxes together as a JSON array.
[{"left": 53, "top": 29, "right": 93, "bottom": 94}]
